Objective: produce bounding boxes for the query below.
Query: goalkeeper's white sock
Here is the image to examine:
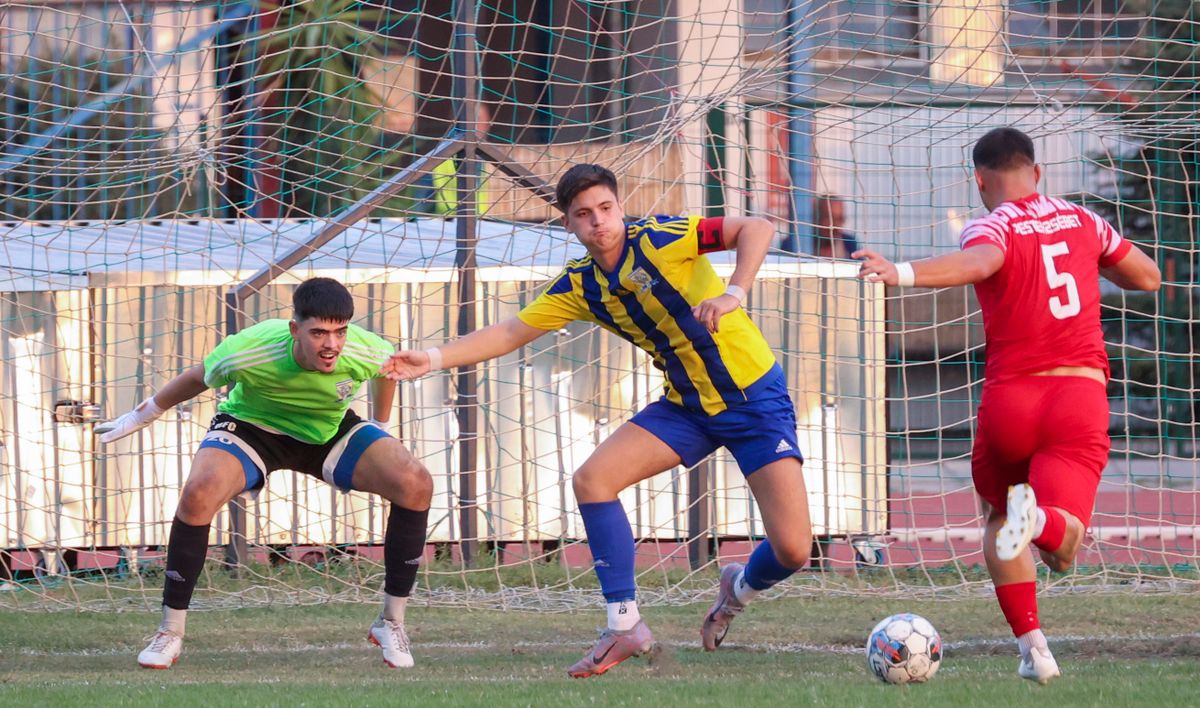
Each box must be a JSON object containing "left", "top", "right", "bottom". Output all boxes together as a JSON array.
[
  {"left": 1032, "top": 508, "right": 1047, "bottom": 539},
  {"left": 161, "top": 606, "right": 187, "bottom": 637},
  {"left": 383, "top": 593, "right": 408, "bottom": 623}
]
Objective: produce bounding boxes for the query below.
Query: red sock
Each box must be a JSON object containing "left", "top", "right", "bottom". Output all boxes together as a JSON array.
[
  {"left": 995, "top": 581, "right": 1040, "bottom": 637},
  {"left": 1033, "top": 507, "right": 1066, "bottom": 553}
]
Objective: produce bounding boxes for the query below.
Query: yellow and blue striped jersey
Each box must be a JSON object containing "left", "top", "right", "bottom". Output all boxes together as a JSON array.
[{"left": 517, "top": 215, "right": 779, "bottom": 416}]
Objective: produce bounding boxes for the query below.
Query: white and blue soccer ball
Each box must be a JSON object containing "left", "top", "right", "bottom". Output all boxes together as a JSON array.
[{"left": 865, "top": 613, "right": 943, "bottom": 684}]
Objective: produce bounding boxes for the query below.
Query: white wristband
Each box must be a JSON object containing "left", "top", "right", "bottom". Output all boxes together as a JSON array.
[
  {"left": 724, "top": 284, "right": 747, "bottom": 303},
  {"left": 895, "top": 262, "right": 916, "bottom": 287},
  {"left": 425, "top": 347, "right": 444, "bottom": 372}
]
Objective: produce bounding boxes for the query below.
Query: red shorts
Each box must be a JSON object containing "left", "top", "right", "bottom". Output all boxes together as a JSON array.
[{"left": 972, "top": 375, "right": 1110, "bottom": 527}]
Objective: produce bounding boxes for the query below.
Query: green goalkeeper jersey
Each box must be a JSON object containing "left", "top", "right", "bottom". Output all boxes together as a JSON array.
[{"left": 203, "top": 319, "right": 393, "bottom": 444}]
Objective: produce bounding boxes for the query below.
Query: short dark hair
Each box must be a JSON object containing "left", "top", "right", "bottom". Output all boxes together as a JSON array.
[
  {"left": 293, "top": 277, "right": 353, "bottom": 322},
  {"left": 972, "top": 127, "right": 1036, "bottom": 171},
  {"left": 555, "top": 164, "right": 619, "bottom": 213}
]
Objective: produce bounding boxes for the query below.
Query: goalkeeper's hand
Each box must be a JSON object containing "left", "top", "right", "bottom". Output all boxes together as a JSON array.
[{"left": 95, "top": 397, "right": 166, "bottom": 443}]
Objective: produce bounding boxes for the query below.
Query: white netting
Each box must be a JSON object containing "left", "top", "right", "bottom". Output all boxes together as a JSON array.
[{"left": 0, "top": 0, "right": 1196, "bottom": 610}]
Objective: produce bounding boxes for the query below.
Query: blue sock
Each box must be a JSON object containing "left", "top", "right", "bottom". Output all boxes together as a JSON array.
[
  {"left": 743, "top": 539, "right": 800, "bottom": 591},
  {"left": 578, "top": 500, "right": 636, "bottom": 602}
]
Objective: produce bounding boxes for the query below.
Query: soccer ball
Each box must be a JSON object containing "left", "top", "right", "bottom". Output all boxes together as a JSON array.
[{"left": 865, "top": 613, "right": 943, "bottom": 684}]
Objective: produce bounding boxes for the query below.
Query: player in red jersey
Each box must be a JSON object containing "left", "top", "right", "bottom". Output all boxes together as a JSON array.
[{"left": 855, "top": 127, "right": 1160, "bottom": 684}]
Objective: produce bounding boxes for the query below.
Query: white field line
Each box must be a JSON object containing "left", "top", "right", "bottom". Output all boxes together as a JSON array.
[{"left": 15, "top": 632, "right": 1200, "bottom": 658}]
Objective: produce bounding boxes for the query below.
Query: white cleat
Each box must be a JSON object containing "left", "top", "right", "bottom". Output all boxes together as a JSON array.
[
  {"left": 138, "top": 629, "right": 183, "bottom": 669},
  {"left": 368, "top": 616, "right": 415, "bottom": 668},
  {"left": 997, "top": 483, "right": 1038, "bottom": 561},
  {"left": 1018, "top": 645, "right": 1062, "bottom": 684}
]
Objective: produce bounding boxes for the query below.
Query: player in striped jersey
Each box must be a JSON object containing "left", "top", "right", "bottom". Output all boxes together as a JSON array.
[
  {"left": 384, "top": 164, "right": 813, "bottom": 677},
  {"left": 855, "top": 127, "right": 1160, "bottom": 683},
  {"left": 96, "top": 278, "right": 432, "bottom": 670}
]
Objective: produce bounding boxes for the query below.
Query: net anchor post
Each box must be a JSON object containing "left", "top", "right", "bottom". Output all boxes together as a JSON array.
[
  {"left": 221, "top": 290, "right": 249, "bottom": 576},
  {"left": 687, "top": 459, "right": 713, "bottom": 570}
]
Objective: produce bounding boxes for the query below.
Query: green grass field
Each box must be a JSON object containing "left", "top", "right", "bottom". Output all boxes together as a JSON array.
[{"left": 2, "top": 592, "right": 1198, "bottom": 706}]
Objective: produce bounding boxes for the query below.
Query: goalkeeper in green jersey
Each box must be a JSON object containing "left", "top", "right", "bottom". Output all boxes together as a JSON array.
[{"left": 97, "top": 277, "right": 432, "bottom": 670}]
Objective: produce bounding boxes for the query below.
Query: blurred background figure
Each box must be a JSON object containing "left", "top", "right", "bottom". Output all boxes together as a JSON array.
[
  {"left": 777, "top": 194, "right": 859, "bottom": 257},
  {"left": 812, "top": 194, "right": 859, "bottom": 259}
]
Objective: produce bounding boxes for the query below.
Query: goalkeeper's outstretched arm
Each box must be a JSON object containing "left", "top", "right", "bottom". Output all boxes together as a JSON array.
[{"left": 95, "top": 364, "right": 209, "bottom": 443}]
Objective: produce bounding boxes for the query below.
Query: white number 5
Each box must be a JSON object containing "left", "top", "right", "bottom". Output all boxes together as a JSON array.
[{"left": 1040, "top": 242, "right": 1080, "bottom": 319}]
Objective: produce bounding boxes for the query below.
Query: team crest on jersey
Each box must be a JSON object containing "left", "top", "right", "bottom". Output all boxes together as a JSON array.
[
  {"left": 335, "top": 379, "right": 354, "bottom": 401},
  {"left": 627, "top": 267, "right": 658, "bottom": 294}
]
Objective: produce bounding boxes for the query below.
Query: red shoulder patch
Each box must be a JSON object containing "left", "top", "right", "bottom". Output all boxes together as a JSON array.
[{"left": 696, "top": 217, "right": 725, "bottom": 254}]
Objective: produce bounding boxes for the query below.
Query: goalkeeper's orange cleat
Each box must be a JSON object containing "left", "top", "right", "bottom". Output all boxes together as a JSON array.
[
  {"left": 567, "top": 620, "right": 656, "bottom": 678},
  {"left": 137, "top": 628, "right": 182, "bottom": 669},
  {"left": 368, "top": 615, "right": 415, "bottom": 668}
]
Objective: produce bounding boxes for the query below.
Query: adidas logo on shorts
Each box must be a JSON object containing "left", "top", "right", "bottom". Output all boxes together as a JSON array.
[{"left": 775, "top": 439, "right": 793, "bottom": 453}]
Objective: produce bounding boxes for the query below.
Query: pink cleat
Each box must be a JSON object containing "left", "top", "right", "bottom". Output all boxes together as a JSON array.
[
  {"left": 701, "top": 563, "right": 746, "bottom": 651},
  {"left": 566, "top": 620, "right": 656, "bottom": 678}
]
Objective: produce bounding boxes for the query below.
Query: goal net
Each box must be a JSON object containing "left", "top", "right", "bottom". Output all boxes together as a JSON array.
[{"left": 0, "top": 0, "right": 1195, "bottom": 611}]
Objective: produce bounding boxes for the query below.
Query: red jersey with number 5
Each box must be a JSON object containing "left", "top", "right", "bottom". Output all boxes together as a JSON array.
[{"left": 958, "top": 192, "right": 1132, "bottom": 383}]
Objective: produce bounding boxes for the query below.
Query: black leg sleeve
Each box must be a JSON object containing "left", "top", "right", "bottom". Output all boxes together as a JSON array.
[
  {"left": 162, "top": 517, "right": 210, "bottom": 610},
  {"left": 383, "top": 505, "right": 429, "bottom": 598}
]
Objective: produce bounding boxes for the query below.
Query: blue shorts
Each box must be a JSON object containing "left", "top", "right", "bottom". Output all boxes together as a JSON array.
[
  {"left": 197, "top": 411, "right": 390, "bottom": 494},
  {"left": 630, "top": 366, "right": 803, "bottom": 475}
]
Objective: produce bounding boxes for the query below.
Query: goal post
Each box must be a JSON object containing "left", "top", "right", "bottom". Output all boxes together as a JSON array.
[
  {"left": 0, "top": 216, "right": 885, "bottom": 606},
  {"left": 1, "top": 0, "right": 1197, "bottom": 606}
]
